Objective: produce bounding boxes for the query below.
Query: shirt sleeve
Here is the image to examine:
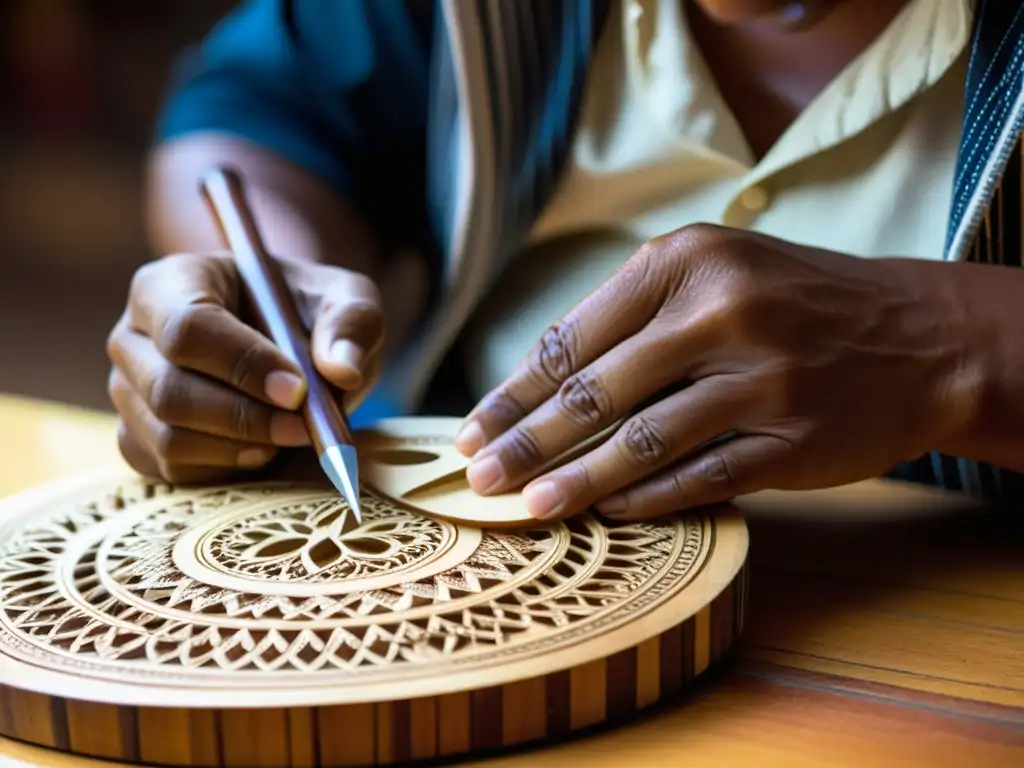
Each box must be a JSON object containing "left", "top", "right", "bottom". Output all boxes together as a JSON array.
[{"left": 155, "top": 0, "right": 434, "bottom": 241}]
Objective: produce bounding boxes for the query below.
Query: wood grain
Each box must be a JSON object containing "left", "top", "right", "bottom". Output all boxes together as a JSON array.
[
  {"left": 1, "top": 396, "right": 1022, "bottom": 767},
  {"left": 0, "top": 575, "right": 746, "bottom": 766}
]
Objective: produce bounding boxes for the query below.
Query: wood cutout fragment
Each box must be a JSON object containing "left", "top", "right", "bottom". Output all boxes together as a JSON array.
[
  {"left": 0, "top": 417, "right": 749, "bottom": 767},
  {"left": 357, "top": 417, "right": 535, "bottom": 526},
  {"left": 356, "top": 417, "right": 622, "bottom": 527}
]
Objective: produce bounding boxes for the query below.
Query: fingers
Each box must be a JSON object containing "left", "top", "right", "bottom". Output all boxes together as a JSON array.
[
  {"left": 594, "top": 434, "right": 794, "bottom": 521},
  {"left": 110, "top": 370, "right": 279, "bottom": 484},
  {"left": 108, "top": 320, "right": 310, "bottom": 447},
  {"left": 343, "top": 351, "right": 383, "bottom": 414},
  {"left": 310, "top": 271, "right": 386, "bottom": 392},
  {"left": 114, "top": 250, "right": 388, "bottom": 483},
  {"left": 517, "top": 378, "right": 748, "bottom": 519},
  {"left": 463, "top": 324, "right": 699, "bottom": 495},
  {"left": 458, "top": 253, "right": 664, "bottom": 456},
  {"left": 127, "top": 253, "right": 307, "bottom": 410},
  {"left": 116, "top": 420, "right": 161, "bottom": 478}
]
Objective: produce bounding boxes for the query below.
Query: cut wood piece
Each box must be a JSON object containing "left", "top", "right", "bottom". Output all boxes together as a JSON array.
[
  {"left": 0, "top": 417, "right": 749, "bottom": 767},
  {"left": 357, "top": 417, "right": 534, "bottom": 526},
  {"left": 357, "top": 416, "right": 625, "bottom": 527}
]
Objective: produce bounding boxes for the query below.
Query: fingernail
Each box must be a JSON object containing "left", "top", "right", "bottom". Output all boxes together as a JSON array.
[
  {"left": 523, "top": 480, "right": 563, "bottom": 519},
  {"left": 330, "top": 340, "right": 364, "bottom": 371},
  {"left": 270, "top": 413, "right": 311, "bottom": 447},
  {"left": 265, "top": 371, "right": 305, "bottom": 409},
  {"left": 454, "top": 420, "right": 486, "bottom": 456},
  {"left": 596, "top": 495, "right": 627, "bottom": 518},
  {"left": 467, "top": 455, "right": 504, "bottom": 494},
  {"left": 237, "top": 448, "right": 276, "bottom": 468}
]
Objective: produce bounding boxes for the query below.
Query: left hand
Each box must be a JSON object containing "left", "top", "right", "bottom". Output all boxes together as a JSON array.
[{"left": 456, "top": 224, "right": 974, "bottom": 522}]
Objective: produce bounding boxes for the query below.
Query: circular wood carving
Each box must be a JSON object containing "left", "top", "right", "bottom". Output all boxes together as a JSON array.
[{"left": 0, "top": 418, "right": 749, "bottom": 767}]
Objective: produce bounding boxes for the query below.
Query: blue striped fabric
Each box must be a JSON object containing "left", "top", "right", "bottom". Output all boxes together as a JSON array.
[
  {"left": 946, "top": 0, "right": 1024, "bottom": 254},
  {"left": 887, "top": 0, "right": 1024, "bottom": 498}
]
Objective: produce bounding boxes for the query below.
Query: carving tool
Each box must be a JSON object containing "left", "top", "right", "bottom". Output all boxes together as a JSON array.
[{"left": 200, "top": 167, "right": 362, "bottom": 524}]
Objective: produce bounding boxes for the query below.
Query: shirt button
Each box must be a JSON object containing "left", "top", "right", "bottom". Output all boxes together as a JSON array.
[{"left": 739, "top": 186, "right": 770, "bottom": 212}]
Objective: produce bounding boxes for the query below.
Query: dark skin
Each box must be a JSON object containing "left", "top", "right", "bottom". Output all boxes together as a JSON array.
[
  {"left": 113, "top": 0, "right": 1024, "bottom": 518},
  {"left": 108, "top": 136, "right": 427, "bottom": 483},
  {"left": 687, "top": 0, "right": 911, "bottom": 157},
  {"left": 455, "top": 226, "right": 982, "bottom": 521},
  {"left": 455, "top": 1, "right": 1024, "bottom": 522}
]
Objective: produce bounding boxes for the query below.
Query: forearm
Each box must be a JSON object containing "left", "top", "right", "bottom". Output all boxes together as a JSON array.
[
  {"left": 931, "top": 259, "right": 1024, "bottom": 473},
  {"left": 147, "top": 132, "right": 379, "bottom": 278}
]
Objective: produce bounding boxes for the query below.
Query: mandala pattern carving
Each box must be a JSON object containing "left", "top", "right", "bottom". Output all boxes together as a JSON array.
[
  {"left": 0, "top": 476, "right": 712, "bottom": 693},
  {"left": 206, "top": 497, "right": 449, "bottom": 581}
]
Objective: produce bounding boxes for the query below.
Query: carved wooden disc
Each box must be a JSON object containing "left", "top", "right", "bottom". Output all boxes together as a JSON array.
[{"left": 0, "top": 418, "right": 749, "bottom": 767}]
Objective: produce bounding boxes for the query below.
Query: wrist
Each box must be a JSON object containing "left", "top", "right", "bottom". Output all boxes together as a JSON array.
[
  {"left": 909, "top": 258, "right": 1003, "bottom": 462},
  {"left": 885, "top": 258, "right": 987, "bottom": 458}
]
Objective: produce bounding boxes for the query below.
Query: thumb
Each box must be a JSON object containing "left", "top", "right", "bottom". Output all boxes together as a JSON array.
[{"left": 310, "top": 270, "right": 386, "bottom": 392}]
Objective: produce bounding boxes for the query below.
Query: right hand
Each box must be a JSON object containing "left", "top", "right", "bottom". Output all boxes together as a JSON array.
[{"left": 107, "top": 252, "right": 386, "bottom": 484}]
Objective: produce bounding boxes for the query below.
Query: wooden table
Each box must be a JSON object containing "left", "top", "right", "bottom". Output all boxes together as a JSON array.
[{"left": 1, "top": 393, "right": 1023, "bottom": 767}]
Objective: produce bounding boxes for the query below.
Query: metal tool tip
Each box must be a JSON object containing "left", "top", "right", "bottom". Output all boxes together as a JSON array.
[{"left": 320, "top": 445, "right": 362, "bottom": 525}]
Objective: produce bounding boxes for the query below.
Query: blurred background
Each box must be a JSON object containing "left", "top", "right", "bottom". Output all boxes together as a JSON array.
[{"left": 0, "top": 0, "right": 234, "bottom": 411}]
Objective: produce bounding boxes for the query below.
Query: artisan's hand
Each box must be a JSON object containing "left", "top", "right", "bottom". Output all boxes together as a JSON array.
[
  {"left": 457, "top": 224, "right": 974, "bottom": 521},
  {"left": 107, "top": 252, "right": 385, "bottom": 483}
]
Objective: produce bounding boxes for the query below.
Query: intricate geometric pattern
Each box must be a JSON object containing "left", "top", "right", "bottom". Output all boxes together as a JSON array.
[
  {"left": 206, "top": 497, "right": 448, "bottom": 582},
  {"left": 0, "top": 477, "right": 710, "bottom": 691}
]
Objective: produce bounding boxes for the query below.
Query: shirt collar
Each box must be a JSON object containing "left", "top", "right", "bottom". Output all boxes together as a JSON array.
[{"left": 626, "top": 0, "right": 973, "bottom": 174}]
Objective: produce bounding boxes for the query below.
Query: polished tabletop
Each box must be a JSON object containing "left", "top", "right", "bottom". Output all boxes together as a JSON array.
[{"left": 1, "top": 393, "right": 1023, "bottom": 767}]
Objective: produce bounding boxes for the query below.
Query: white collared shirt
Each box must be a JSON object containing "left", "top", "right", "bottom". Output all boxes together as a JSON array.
[{"left": 466, "top": 0, "right": 972, "bottom": 397}]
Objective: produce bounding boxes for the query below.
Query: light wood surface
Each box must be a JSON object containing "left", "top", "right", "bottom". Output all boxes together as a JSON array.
[{"left": 1, "top": 395, "right": 1023, "bottom": 767}]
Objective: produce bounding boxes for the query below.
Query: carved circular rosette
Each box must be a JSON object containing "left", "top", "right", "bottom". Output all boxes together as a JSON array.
[{"left": 0, "top": 463, "right": 748, "bottom": 766}]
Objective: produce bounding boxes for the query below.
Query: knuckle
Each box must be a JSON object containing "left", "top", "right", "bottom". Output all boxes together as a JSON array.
[
  {"left": 230, "top": 340, "right": 266, "bottom": 391},
  {"left": 669, "top": 468, "right": 689, "bottom": 502},
  {"left": 323, "top": 274, "right": 383, "bottom": 313},
  {"left": 618, "top": 416, "right": 669, "bottom": 466},
  {"left": 127, "top": 260, "right": 159, "bottom": 300},
  {"left": 229, "top": 397, "right": 259, "bottom": 441},
  {"left": 561, "top": 459, "right": 597, "bottom": 500},
  {"left": 129, "top": 254, "right": 193, "bottom": 302},
  {"left": 678, "top": 222, "right": 725, "bottom": 248},
  {"left": 502, "top": 427, "right": 545, "bottom": 472},
  {"left": 344, "top": 300, "right": 386, "bottom": 337},
  {"left": 105, "top": 315, "right": 128, "bottom": 365},
  {"left": 150, "top": 424, "right": 181, "bottom": 460},
  {"left": 479, "top": 388, "right": 528, "bottom": 427},
  {"left": 531, "top": 319, "right": 580, "bottom": 384},
  {"left": 351, "top": 273, "right": 385, "bottom": 305},
  {"left": 701, "top": 453, "right": 737, "bottom": 491},
  {"left": 663, "top": 223, "right": 731, "bottom": 277},
  {"left": 158, "top": 305, "right": 205, "bottom": 364},
  {"left": 146, "top": 370, "right": 184, "bottom": 423},
  {"left": 557, "top": 372, "right": 614, "bottom": 427},
  {"left": 322, "top": 288, "right": 387, "bottom": 345},
  {"left": 106, "top": 369, "right": 129, "bottom": 407},
  {"left": 118, "top": 429, "right": 156, "bottom": 478},
  {"left": 620, "top": 247, "right": 657, "bottom": 289},
  {"left": 662, "top": 223, "right": 729, "bottom": 260}
]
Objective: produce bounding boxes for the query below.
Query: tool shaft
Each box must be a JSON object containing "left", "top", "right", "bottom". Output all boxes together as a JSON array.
[{"left": 200, "top": 167, "right": 361, "bottom": 520}]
